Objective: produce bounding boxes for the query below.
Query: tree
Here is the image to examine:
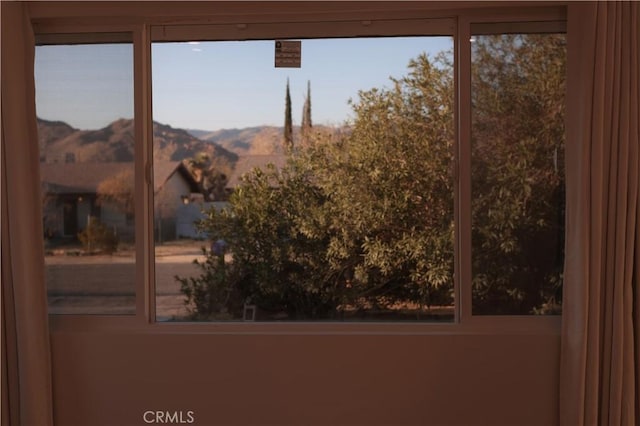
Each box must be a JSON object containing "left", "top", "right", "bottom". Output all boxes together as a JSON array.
[
  {"left": 301, "top": 80, "right": 312, "bottom": 143},
  {"left": 96, "top": 168, "right": 134, "bottom": 215},
  {"left": 184, "top": 152, "right": 229, "bottom": 201},
  {"left": 283, "top": 78, "right": 293, "bottom": 152},
  {"left": 307, "top": 52, "right": 455, "bottom": 312},
  {"left": 182, "top": 53, "right": 455, "bottom": 320},
  {"left": 181, "top": 36, "right": 566, "bottom": 320},
  {"left": 470, "top": 34, "right": 566, "bottom": 314}
]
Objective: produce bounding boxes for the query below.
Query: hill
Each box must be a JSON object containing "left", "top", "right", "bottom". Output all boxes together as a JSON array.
[
  {"left": 187, "top": 126, "right": 284, "bottom": 156},
  {"left": 186, "top": 124, "right": 344, "bottom": 157},
  {"left": 38, "top": 118, "right": 238, "bottom": 175}
]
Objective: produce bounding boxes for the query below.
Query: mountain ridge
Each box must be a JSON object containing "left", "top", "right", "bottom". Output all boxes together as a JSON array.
[
  {"left": 38, "top": 117, "right": 238, "bottom": 175},
  {"left": 38, "top": 118, "right": 343, "bottom": 172}
]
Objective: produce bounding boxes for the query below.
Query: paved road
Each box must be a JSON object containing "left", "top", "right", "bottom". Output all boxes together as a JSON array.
[{"left": 46, "top": 256, "right": 204, "bottom": 319}]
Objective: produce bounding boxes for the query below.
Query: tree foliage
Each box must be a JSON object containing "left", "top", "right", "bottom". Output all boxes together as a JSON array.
[
  {"left": 96, "top": 169, "right": 134, "bottom": 215},
  {"left": 184, "top": 152, "right": 228, "bottom": 201},
  {"left": 471, "top": 34, "right": 566, "bottom": 314},
  {"left": 180, "top": 34, "right": 566, "bottom": 320}
]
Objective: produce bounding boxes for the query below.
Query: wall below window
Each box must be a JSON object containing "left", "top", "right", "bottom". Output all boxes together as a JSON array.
[{"left": 51, "top": 331, "right": 559, "bottom": 425}]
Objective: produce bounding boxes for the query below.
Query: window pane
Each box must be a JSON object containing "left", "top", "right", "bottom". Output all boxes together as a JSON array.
[
  {"left": 471, "top": 33, "right": 566, "bottom": 315},
  {"left": 152, "top": 37, "right": 455, "bottom": 322},
  {"left": 36, "top": 40, "right": 136, "bottom": 314}
]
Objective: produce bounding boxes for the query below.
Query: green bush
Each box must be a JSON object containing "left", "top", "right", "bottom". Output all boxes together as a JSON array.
[
  {"left": 78, "top": 216, "right": 119, "bottom": 254},
  {"left": 176, "top": 248, "right": 245, "bottom": 320}
]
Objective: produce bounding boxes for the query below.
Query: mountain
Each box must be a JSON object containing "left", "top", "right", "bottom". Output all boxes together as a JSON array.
[
  {"left": 186, "top": 124, "right": 344, "bottom": 157},
  {"left": 187, "top": 126, "right": 284, "bottom": 156},
  {"left": 38, "top": 118, "right": 238, "bottom": 175},
  {"left": 37, "top": 118, "right": 76, "bottom": 157},
  {"left": 152, "top": 121, "right": 237, "bottom": 173}
]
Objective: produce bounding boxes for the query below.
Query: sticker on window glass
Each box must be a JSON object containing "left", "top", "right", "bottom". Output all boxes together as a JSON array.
[{"left": 275, "top": 40, "right": 301, "bottom": 68}]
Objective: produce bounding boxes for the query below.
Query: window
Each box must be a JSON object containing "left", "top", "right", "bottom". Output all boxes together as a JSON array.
[
  {"left": 470, "top": 27, "right": 566, "bottom": 315},
  {"left": 33, "top": 15, "right": 567, "bottom": 324},
  {"left": 152, "top": 35, "right": 456, "bottom": 322},
  {"left": 36, "top": 37, "right": 136, "bottom": 314}
]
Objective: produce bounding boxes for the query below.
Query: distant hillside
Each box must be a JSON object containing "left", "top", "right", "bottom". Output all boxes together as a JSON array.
[
  {"left": 187, "top": 126, "right": 284, "bottom": 156},
  {"left": 37, "top": 119, "right": 76, "bottom": 156},
  {"left": 186, "top": 124, "right": 344, "bottom": 157},
  {"left": 152, "top": 121, "right": 237, "bottom": 174},
  {"left": 39, "top": 118, "right": 238, "bottom": 175}
]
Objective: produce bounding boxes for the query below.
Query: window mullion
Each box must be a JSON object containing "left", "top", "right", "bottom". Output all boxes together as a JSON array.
[
  {"left": 457, "top": 17, "right": 473, "bottom": 324},
  {"left": 134, "top": 24, "right": 156, "bottom": 323}
]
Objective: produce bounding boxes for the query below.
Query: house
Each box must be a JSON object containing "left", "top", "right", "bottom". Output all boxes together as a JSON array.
[
  {"left": 175, "top": 155, "right": 287, "bottom": 239},
  {"left": 40, "top": 161, "right": 199, "bottom": 242}
]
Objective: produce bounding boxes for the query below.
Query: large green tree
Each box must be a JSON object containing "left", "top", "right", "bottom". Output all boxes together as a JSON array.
[
  {"left": 180, "top": 35, "right": 566, "bottom": 320},
  {"left": 181, "top": 53, "right": 455, "bottom": 320},
  {"left": 471, "top": 34, "right": 566, "bottom": 314},
  {"left": 307, "top": 52, "right": 455, "bottom": 312}
]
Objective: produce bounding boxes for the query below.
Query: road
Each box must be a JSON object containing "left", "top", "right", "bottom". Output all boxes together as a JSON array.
[{"left": 45, "top": 244, "right": 206, "bottom": 319}]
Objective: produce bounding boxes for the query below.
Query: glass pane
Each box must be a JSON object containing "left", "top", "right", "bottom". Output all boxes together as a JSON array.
[
  {"left": 152, "top": 37, "right": 455, "bottom": 321},
  {"left": 471, "top": 33, "right": 566, "bottom": 315},
  {"left": 36, "top": 40, "right": 136, "bottom": 314}
]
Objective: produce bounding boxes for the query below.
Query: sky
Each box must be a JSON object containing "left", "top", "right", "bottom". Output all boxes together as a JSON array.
[{"left": 35, "top": 36, "right": 452, "bottom": 131}]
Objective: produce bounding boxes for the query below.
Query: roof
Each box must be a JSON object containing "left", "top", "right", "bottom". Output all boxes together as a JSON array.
[
  {"left": 40, "top": 161, "right": 198, "bottom": 194},
  {"left": 226, "top": 155, "right": 288, "bottom": 188},
  {"left": 153, "top": 161, "right": 199, "bottom": 193}
]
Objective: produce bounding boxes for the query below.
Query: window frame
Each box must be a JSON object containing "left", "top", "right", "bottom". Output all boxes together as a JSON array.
[
  {"left": 35, "top": 5, "right": 566, "bottom": 334},
  {"left": 459, "top": 13, "right": 566, "bottom": 328}
]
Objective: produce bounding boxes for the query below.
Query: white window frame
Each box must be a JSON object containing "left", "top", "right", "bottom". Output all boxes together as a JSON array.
[{"left": 34, "top": 5, "right": 566, "bottom": 335}]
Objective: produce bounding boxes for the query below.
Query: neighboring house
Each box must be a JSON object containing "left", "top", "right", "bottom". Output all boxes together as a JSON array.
[
  {"left": 41, "top": 161, "right": 199, "bottom": 242},
  {"left": 153, "top": 161, "right": 201, "bottom": 242},
  {"left": 175, "top": 155, "right": 288, "bottom": 239}
]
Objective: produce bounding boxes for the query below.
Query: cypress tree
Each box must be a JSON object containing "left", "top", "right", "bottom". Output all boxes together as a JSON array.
[
  {"left": 284, "top": 78, "right": 293, "bottom": 152},
  {"left": 301, "top": 80, "right": 312, "bottom": 133}
]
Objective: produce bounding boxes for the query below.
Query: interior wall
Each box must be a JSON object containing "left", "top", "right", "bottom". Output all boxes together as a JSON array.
[{"left": 51, "top": 331, "right": 559, "bottom": 425}]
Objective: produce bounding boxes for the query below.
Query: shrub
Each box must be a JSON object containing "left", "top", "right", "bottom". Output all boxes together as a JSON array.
[
  {"left": 78, "top": 216, "right": 119, "bottom": 254},
  {"left": 176, "top": 248, "right": 245, "bottom": 320}
]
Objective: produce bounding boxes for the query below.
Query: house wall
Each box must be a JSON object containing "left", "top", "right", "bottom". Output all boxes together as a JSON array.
[
  {"left": 177, "top": 201, "right": 226, "bottom": 239},
  {"left": 157, "top": 173, "right": 192, "bottom": 219},
  {"left": 101, "top": 201, "right": 128, "bottom": 233},
  {"left": 156, "top": 173, "right": 193, "bottom": 241},
  {"left": 28, "top": 2, "right": 565, "bottom": 425}
]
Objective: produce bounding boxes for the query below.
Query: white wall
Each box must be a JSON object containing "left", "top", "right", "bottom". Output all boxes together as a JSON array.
[{"left": 156, "top": 173, "right": 192, "bottom": 241}]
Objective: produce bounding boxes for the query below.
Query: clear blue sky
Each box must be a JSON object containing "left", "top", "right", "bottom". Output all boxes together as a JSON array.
[{"left": 35, "top": 37, "right": 452, "bottom": 131}]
